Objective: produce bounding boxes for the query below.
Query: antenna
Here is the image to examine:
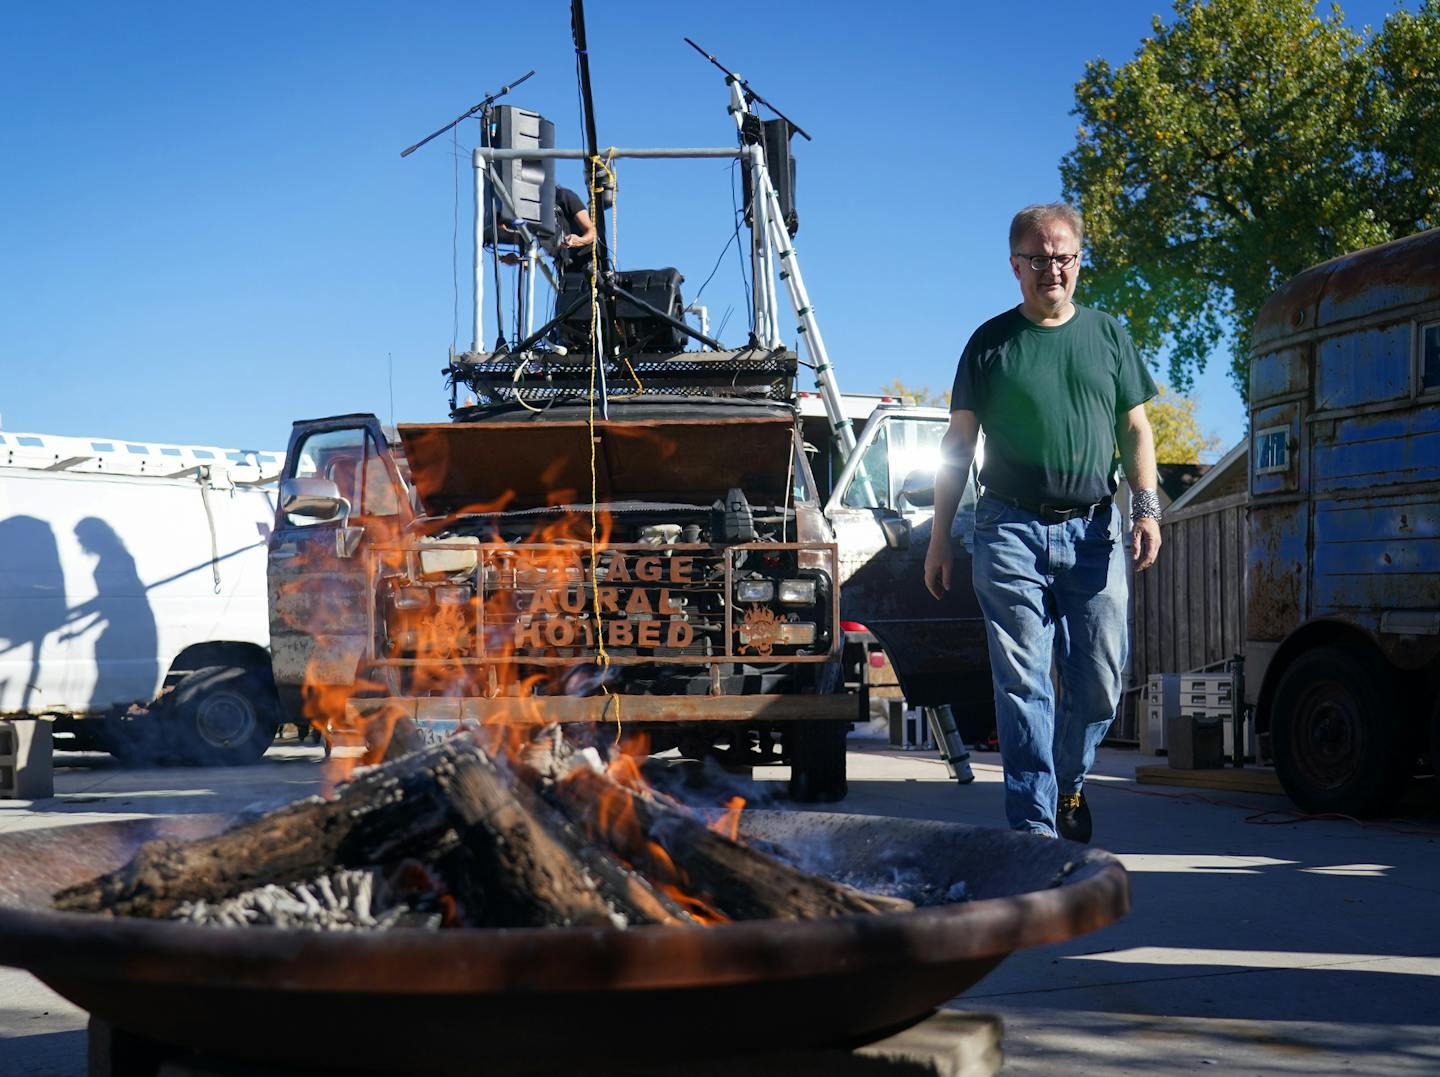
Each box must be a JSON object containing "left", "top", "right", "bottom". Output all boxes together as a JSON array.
[
  {"left": 682, "top": 38, "right": 812, "bottom": 141},
  {"left": 398, "top": 70, "right": 537, "bottom": 158},
  {"left": 570, "top": 0, "right": 610, "bottom": 413}
]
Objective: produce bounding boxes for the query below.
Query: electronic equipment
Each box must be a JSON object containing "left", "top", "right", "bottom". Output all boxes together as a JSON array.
[
  {"left": 553, "top": 267, "right": 688, "bottom": 353},
  {"left": 741, "top": 116, "right": 798, "bottom": 237},
  {"left": 483, "top": 105, "right": 556, "bottom": 246}
]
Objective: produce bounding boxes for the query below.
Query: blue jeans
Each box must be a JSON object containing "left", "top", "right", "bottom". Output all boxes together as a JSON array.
[{"left": 971, "top": 494, "right": 1128, "bottom": 836}]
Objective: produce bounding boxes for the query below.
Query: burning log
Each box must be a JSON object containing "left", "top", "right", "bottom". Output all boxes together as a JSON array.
[
  {"left": 54, "top": 731, "right": 907, "bottom": 930},
  {"left": 55, "top": 737, "right": 649, "bottom": 927},
  {"left": 552, "top": 768, "right": 913, "bottom": 921},
  {"left": 55, "top": 737, "right": 489, "bottom": 918}
]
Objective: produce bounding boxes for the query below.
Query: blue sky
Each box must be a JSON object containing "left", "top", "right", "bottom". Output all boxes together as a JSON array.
[{"left": 1, "top": 1, "right": 1401, "bottom": 458}]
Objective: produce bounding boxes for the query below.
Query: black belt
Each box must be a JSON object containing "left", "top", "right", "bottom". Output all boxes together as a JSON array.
[{"left": 986, "top": 493, "right": 1112, "bottom": 524}]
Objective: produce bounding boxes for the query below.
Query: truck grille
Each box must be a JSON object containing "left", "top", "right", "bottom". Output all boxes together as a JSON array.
[{"left": 369, "top": 542, "right": 837, "bottom": 669}]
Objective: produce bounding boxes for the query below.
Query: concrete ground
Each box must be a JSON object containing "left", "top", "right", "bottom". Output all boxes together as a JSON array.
[{"left": 1, "top": 728, "right": 1438, "bottom": 1076}]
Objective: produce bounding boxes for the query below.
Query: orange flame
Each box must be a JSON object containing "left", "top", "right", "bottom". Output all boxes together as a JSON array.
[
  {"left": 710, "top": 796, "right": 746, "bottom": 842},
  {"left": 272, "top": 427, "right": 746, "bottom": 922}
]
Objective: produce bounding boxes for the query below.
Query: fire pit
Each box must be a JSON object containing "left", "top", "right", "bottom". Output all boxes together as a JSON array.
[{"left": 0, "top": 811, "right": 1127, "bottom": 1073}]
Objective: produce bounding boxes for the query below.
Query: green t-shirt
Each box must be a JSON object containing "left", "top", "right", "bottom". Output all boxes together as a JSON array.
[{"left": 949, "top": 304, "right": 1157, "bottom": 507}]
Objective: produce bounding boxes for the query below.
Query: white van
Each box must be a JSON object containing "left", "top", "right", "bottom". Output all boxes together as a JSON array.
[{"left": 0, "top": 430, "right": 285, "bottom": 765}]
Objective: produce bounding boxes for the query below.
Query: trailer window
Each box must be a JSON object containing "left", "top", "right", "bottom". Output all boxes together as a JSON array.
[
  {"left": 1255, "top": 426, "right": 1289, "bottom": 474},
  {"left": 1422, "top": 322, "right": 1440, "bottom": 391}
]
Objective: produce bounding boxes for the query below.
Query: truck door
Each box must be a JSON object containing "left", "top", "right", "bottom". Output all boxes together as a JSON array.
[
  {"left": 267, "top": 416, "right": 409, "bottom": 722},
  {"left": 824, "top": 413, "right": 992, "bottom": 708}
]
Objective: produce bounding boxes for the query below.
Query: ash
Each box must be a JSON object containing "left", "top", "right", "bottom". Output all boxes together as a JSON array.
[
  {"left": 173, "top": 867, "right": 442, "bottom": 931},
  {"left": 829, "top": 869, "right": 969, "bottom": 909}
]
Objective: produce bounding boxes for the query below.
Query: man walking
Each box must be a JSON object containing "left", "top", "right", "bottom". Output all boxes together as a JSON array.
[{"left": 924, "top": 203, "right": 1161, "bottom": 842}]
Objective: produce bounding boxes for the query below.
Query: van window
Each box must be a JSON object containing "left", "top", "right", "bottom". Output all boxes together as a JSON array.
[
  {"left": 841, "top": 426, "right": 889, "bottom": 509},
  {"left": 839, "top": 417, "right": 947, "bottom": 510},
  {"left": 1423, "top": 323, "right": 1440, "bottom": 391},
  {"left": 291, "top": 428, "right": 400, "bottom": 526}
]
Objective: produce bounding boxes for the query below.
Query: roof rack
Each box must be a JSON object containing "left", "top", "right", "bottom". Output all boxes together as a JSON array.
[{"left": 451, "top": 346, "right": 797, "bottom": 407}]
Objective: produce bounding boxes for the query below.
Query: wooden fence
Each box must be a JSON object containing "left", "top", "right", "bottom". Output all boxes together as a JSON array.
[{"left": 1115, "top": 491, "right": 1248, "bottom": 742}]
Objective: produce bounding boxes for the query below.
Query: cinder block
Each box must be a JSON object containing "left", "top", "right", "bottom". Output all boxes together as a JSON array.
[
  {"left": 1165, "top": 714, "right": 1225, "bottom": 770},
  {"left": 0, "top": 719, "right": 54, "bottom": 799}
]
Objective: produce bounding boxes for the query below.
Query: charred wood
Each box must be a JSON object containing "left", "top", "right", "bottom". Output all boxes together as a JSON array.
[{"left": 551, "top": 768, "right": 913, "bottom": 921}]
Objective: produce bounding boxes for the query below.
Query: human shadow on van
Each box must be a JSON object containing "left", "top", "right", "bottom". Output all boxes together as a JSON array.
[
  {"left": 59, "top": 518, "right": 159, "bottom": 719},
  {"left": 0, "top": 515, "right": 68, "bottom": 714}
]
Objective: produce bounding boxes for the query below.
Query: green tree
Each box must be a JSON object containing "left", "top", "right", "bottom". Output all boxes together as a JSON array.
[
  {"left": 1147, "top": 385, "right": 1224, "bottom": 463},
  {"left": 877, "top": 378, "right": 950, "bottom": 408},
  {"left": 1061, "top": 0, "right": 1440, "bottom": 398}
]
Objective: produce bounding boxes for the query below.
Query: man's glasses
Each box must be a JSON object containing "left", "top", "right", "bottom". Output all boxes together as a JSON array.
[{"left": 1015, "top": 252, "right": 1079, "bottom": 272}]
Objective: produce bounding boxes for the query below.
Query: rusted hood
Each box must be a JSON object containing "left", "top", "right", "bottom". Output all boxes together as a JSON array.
[{"left": 399, "top": 417, "right": 796, "bottom": 515}]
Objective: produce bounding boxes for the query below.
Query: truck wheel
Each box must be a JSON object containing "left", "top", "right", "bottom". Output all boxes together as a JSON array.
[
  {"left": 787, "top": 719, "right": 848, "bottom": 803},
  {"left": 171, "top": 665, "right": 281, "bottom": 767},
  {"left": 1271, "top": 646, "right": 1404, "bottom": 816}
]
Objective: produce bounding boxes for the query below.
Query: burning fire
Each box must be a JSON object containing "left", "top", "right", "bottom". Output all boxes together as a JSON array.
[{"left": 272, "top": 427, "right": 752, "bottom": 926}]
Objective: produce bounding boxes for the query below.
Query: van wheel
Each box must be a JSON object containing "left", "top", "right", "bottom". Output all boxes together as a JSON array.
[
  {"left": 1271, "top": 646, "right": 1404, "bottom": 816},
  {"left": 171, "top": 665, "right": 281, "bottom": 767},
  {"left": 787, "top": 719, "right": 849, "bottom": 803}
]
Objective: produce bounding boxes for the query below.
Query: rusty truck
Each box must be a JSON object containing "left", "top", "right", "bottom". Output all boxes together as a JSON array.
[
  {"left": 1246, "top": 227, "right": 1440, "bottom": 814},
  {"left": 266, "top": 74, "right": 991, "bottom": 800}
]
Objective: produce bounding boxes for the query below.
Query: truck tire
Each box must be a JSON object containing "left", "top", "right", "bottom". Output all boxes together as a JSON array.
[
  {"left": 171, "top": 665, "right": 282, "bottom": 767},
  {"left": 1271, "top": 646, "right": 1405, "bottom": 816},
  {"left": 787, "top": 719, "right": 848, "bottom": 803}
]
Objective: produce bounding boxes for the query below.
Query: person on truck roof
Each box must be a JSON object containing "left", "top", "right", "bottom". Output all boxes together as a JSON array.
[
  {"left": 553, "top": 186, "right": 596, "bottom": 275},
  {"left": 923, "top": 202, "right": 1162, "bottom": 843}
]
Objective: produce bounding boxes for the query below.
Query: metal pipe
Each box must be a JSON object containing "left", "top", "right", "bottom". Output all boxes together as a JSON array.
[
  {"left": 473, "top": 162, "right": 485, "bottom": 354},
  {"left": 748, "top": 145, "right": 771, "bottom": 344},
  {"left": 475, "top": 147, "right": 741, "bottom": 161},
  {"left": 524, "top": 245, "right": 538, "bottom": 337}
]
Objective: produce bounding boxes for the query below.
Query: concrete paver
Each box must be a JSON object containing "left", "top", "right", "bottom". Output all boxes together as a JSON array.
[{"left": 0, "top": 733, "right": 1437, "bottom": 1075}]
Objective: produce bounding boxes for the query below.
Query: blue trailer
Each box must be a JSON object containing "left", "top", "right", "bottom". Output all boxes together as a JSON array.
[{"left": 1245, "top": 228, "right": 1440, "bottom": 815}]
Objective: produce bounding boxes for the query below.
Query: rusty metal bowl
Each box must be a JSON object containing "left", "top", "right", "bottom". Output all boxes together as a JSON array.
[{"left": 0, "top": 812, "right": 1127, "bottom": 1072}]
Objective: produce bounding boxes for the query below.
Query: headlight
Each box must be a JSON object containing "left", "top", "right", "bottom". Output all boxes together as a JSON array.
[
  {"left": 392, "top": 586, "right": 430, "bottom": 611},
  {"left": 735, "top": 621, "right": 817, "bottom": 647},
  {"left": 778, "top": 578, "right": 817, "bottom": 605},
  {"left": 736, "top": 579, "right": 775, "bottom": 603},
  {"left": 780, "top": 622, "right": 817, "bottom": 645}
]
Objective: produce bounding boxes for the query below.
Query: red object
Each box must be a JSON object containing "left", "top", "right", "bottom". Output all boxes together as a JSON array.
[{"left": 840, "top": 621, "right": 868, "bottom": 633}]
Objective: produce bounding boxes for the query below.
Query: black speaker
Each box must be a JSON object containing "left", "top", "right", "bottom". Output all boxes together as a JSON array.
[
  {"left": 553, "top": 268, "right": 687, "bottom": 354},
  {"left": 741, "top": 117, "right": 799, "bottom": 238},
  {"left": 483, "top": 105, "right": 556, "bottom": 247}
]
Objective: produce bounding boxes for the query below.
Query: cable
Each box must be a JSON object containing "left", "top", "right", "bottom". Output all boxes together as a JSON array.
[
  {"left": 692, "top": 219, "right": 743, "bottom": 303},
  {"left": 728, "top": 160, "right": 753, "bottom": 333},
  {"left": 1096, "top": 781, "right": 1440, "bottom": 837}
]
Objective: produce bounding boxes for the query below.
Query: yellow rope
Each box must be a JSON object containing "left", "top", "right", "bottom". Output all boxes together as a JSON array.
[{"left": 586, "top": 152, "right": 620, "bottom": 738}]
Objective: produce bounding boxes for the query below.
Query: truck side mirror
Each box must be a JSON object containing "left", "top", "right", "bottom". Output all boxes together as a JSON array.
[
  {"left": 879, "top": 513, "right": 911, "bottom": 550},
  {"left": 899, "top": 469, "right": 936, "bottom": 509},
  {"left": 280, "top": 477, "right": 350, "bottom": 523}
]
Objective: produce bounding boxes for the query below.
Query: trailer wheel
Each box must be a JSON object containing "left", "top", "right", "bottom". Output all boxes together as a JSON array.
[
  {"left": 1271, "top": 646, "right": 1404, "bottom": 816},
  {"left": 171, "top": 665, "right": 281, "bottom": 767},
  {"left": 787, "top": 719, "right": 848, "bottom": 803}
]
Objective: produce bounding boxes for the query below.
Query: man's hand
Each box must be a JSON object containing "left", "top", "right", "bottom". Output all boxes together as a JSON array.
[
  {"left": 924, "top": 533, "right": 953, "bottom": 599},
  {"left": 1131, "top": 517, "right": 1161, "bottom": 572}
]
